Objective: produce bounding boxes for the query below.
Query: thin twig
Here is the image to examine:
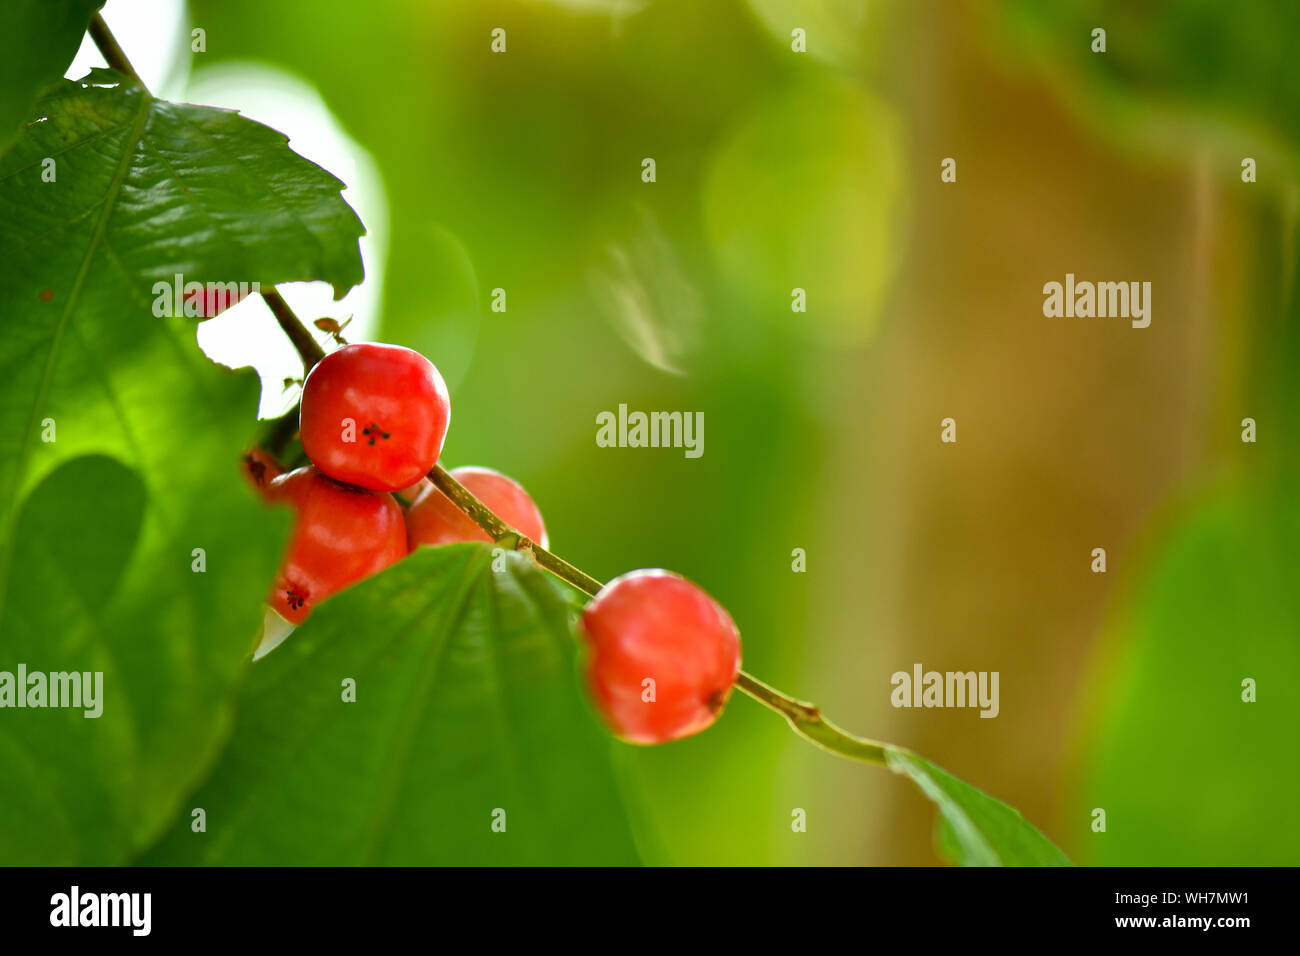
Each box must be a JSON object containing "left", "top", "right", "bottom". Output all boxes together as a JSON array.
[
  {"left": 263, "top": 287, "right": 325, "bottom": 368},
  {"left": 735, "top": 672, "right": 888, "bottom": 765},
  {"left": 89, "top": 14, "right": 139, "bottom": 80},
  {"left": 428, "top": 464, "right": 606, "bottom": 597}
]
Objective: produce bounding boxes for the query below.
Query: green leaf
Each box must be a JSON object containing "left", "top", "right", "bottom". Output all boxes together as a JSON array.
[
  {"left": 0, "top": 58, "right": 363, "bottom": 867},
  {"left": 0, "top": 73, "right": 364, "bottom": 572},
  {"left": 0, "top": 454, "right": 284, "bottom": 864},
  {"left": 0, "top": 0, "right": 102, "bottom": 156},
  {"left": 141, "top": 545, "right": 642, "bottom": 865},
  {"left": 886, "top": 748, "right": 1073, "bottom": 866}
]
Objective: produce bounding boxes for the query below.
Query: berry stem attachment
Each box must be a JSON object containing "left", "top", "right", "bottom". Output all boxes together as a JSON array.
[{"left": 86, "top": 13, "right": 894, "bottom": 771}]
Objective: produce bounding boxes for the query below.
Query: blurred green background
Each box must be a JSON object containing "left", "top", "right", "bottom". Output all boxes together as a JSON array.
[{"left": 110, "top": 0, "right": 1300, "bottom": 864}]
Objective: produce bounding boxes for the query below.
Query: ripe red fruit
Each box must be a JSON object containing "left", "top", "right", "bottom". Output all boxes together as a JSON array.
[
  {"left": 406, "top": 466, "right": 548, "bottom": 550},
  {"left": 580, "top": 570, "right": 741, "bottom": 744},
  {"left": 184, "top": 283, "right": 248, "bottom": 317},
  {"left": 240, "top": 448, "right": 283, "bottom": 497},
  {"left": 266, "top": 465, "right": 409, "bottom": 624},
  {"left": 299, "top": 343, "right": 450, "bottom": 493}
]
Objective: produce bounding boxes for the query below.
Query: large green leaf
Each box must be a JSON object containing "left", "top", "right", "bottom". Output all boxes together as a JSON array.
[
  {"left": 142, "top": 545, "right": 641, "bottom": 865},
  {"left": 886, "top": 749, "right": 1073, "bottom": 866},
  {"left": 0, "top": 453, "right": 284, "bottom": 864},
  {"left": 0, "top": 66, "right": 360, "bottom": 863},
  {"left": 0, "top": 0, "right": 102, "bottom": 156},
  {"left": 0, "top": 72, "right": 363, "bottom": 575}
]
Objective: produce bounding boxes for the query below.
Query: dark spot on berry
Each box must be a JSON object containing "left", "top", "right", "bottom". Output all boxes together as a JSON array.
[
  {"left": 705, "top": 688, "right": 728, "bottom": 714},
  {"left": 285, "top": 586, "right": 308, "bottom": 611},
  {"left": 362, "top": 422, "right": 391, "bottom": 444}
]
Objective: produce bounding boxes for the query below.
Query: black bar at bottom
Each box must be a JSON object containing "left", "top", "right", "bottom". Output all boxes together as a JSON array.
[{"left": 0, "top": 865, "right": 1277, "bottom": 942}]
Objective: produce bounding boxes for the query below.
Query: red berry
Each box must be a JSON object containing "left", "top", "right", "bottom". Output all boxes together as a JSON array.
[
  {"left": 406, "top": 466, "right": 548, "bottom": 550},
  {"left": 299, "top": 343, "right": 450, "bottom": 492},
  {"left": 240, "top": 448, "right": 283, "bottom": 497},
  {"left": 266, "top": 465, "right": 409, "bottom": 624},
  {"left": 184, "top": 284, "right": 248, "bottom": 317},
  {"left": 580, "top": 570, "right": 741, "bottom": 744}
]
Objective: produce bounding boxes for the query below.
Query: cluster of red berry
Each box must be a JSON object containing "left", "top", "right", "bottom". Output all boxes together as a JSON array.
[{"left": 243, "top": 342, "right": 741, "bottom": 744}]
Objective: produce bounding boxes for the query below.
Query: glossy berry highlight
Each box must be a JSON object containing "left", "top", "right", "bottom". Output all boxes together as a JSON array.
[
  {"left": 407, "top": 466, "right": 548, "bottom": 550},
  {"left": 299, "top": 342, "right": 450, "bottom": 492},
  {"left": 580, "top": 569, "right": 741, "bottom": 744},
  {"left": 266, "top": 465, "right": 409, "bottom": 624}
]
